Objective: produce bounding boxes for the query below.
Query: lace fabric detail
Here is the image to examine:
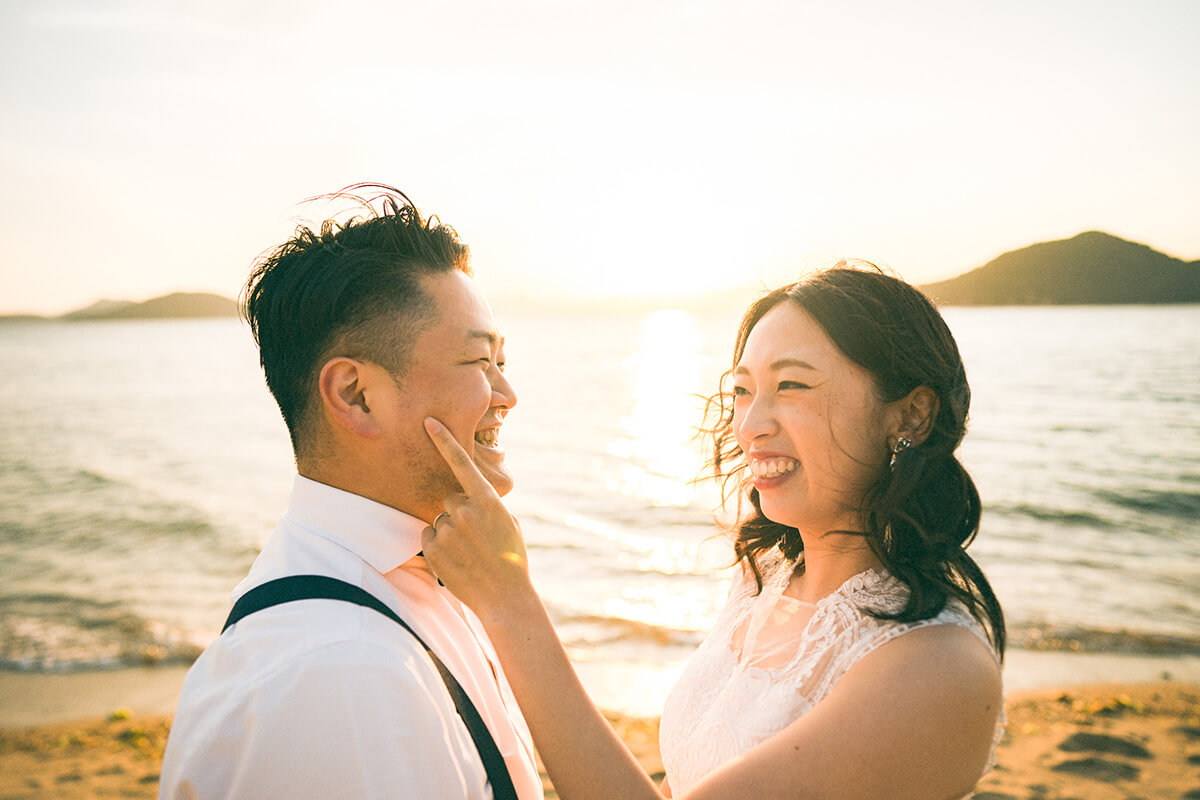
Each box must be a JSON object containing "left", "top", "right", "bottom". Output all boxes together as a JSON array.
[{"left": 660, "top": 548, "right": 1005, "bottom": 797}]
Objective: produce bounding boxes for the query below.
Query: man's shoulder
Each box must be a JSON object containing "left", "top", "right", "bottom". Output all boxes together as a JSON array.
[
  {"left": 186, "top": 597, "right": 436, "bottom": 699},
  {"left": 162, "top": 599, "right": 493, "bottom": 800}
]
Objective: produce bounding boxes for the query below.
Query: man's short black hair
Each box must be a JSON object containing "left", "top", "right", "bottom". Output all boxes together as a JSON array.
[{"left": 242, "top": 184, "right": 470, "bottom": 459}]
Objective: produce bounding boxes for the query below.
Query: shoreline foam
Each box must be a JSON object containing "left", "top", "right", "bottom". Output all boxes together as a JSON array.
[{"left": 2, "top": 648, "right": 1199, "bottom": 727}]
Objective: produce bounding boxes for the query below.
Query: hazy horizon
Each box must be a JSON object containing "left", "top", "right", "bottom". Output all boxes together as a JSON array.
[
  {"left": 2, "top": 0, "right": 1198, "bottom": 316},
  {"left": 8, "top": 226, "right": 1197, "bottom": 318}
]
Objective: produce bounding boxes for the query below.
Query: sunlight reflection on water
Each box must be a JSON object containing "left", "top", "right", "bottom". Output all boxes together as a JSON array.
[{"left": 607, "top": 310, "right": 709, "bottom": 507}]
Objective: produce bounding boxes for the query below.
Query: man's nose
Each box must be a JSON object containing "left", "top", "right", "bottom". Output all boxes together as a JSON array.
[{"left": 490, "top": 369, "right": 517, "bottom": 410}]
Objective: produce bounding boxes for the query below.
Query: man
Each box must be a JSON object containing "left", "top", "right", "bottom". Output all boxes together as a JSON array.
[{"left": 159, "top": 185, "right": 542, "bottom": 799}]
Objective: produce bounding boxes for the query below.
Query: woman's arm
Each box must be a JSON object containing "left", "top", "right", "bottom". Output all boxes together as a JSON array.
[
  {"left": 687, "top": 624, "right": 1002, "bottom": 800},
  {"left": 421, "top": 418, "right": 662, "bottom": 800},
  {"left": 420, "top": 418, "right": 1001, "bottom": 800},
  {"left": 474, "top": 578, "right": 665, "bottom": 800}
]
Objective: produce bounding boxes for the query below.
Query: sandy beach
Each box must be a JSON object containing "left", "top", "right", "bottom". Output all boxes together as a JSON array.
[{"left": 0, "top": 672, "right": 1196, "bottom": 800}]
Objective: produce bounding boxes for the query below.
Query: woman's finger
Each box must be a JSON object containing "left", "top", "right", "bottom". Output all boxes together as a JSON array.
[{"left": 424, "top": 417, "right": 499, "bottom": 500}]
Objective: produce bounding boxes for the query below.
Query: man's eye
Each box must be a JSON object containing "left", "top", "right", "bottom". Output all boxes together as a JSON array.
[
  {"left": 779, "top": 381, "right": 811, "bottom": 390},
  {"left": 732, "top": 386, "right": 750, "bottom": 397},
  {"left": 496, "top": 361, "right": 506, "bottom": 372}
]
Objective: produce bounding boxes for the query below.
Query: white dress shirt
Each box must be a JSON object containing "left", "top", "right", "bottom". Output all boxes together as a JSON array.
[{"left": 159, "top": 476, "right": 543, "bottom": 800}]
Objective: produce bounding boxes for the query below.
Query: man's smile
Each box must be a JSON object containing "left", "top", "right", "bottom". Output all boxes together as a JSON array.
[{"left": 474, "top": 426, "right": 501, "bottom": 448}]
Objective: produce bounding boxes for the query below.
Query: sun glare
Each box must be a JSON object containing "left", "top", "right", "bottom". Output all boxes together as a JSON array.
[{"left": 606, "top": 310, "right": 707, "bottom": 507}]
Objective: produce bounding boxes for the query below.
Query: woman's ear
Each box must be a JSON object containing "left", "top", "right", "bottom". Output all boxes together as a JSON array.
[
  {"left": 891, "top": 386, "right": 940, "bottom": 447},
  {"left": 318, "top": 358, "right": 383, "bottom": 439}
]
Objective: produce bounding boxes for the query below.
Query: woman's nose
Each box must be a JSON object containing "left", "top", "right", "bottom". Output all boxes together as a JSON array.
[{"left": 736, "top": 396, "right": 776, "bottom": 440}]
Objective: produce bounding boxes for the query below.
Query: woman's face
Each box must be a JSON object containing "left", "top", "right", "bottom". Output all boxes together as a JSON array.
[{"left": 732, "top": 301, "right": 894, "bottom": 535}]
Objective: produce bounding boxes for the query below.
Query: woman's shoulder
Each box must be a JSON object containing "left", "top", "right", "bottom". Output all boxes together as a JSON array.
[
  {"left": 795, "top": 618, "right": 1003, "bottom": 798},
  {"left": 845, "top": 573, "right": 998, "bottom": 653},
  {"left": 851, "top": 615, "right": 1003, "bottom": 706},
  {"left": 833, "top": 582, "right": 1002, "bottom": 703},
  {"left": 891, "top": 618, "right": 999, "bottom": 670}
]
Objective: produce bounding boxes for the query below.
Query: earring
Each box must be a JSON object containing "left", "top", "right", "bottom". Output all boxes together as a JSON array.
[{"left": 890, "top": 436, "right": 912, "bottom": 470}]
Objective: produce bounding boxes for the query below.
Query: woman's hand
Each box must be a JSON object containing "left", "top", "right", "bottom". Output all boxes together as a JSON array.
[
  {"left": 422, "top": 427, "right": 663, "bottom": 800},
  {"left": 421, "top": 417, "right": 536, "bottom": 621}
]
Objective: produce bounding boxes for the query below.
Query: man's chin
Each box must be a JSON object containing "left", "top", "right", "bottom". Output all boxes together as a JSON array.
[
  {"left": 472, "top": 450, "right": 514, "bottom": 497},
  {"left": 478, "top": 465, "right": 514, "bottom": 496}
]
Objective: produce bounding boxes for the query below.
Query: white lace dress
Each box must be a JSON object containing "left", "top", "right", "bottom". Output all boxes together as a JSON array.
[{"left": 659, "top": 548, "right": 1004, "bottom": 798}]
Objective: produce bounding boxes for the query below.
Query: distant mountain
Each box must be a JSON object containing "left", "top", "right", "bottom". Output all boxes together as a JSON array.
[
  {"left": 61, "top": 298, "right": 137, "bottom": 319},
  {"left": 920, "top": 232, "right": 1200, "bottom": 305},
  {"left": 61, "top": 292, "right": 238, "bottom": 320}
]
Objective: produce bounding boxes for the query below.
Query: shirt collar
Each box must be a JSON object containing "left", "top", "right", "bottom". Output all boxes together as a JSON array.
[{"left": 285, "top": 475, "right": 426, "bottom": 574}]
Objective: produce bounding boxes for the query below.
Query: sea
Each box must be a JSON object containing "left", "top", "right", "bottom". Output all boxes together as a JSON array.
[{"left": 1, "top": 306, "right": 1198, "bottom": 715}]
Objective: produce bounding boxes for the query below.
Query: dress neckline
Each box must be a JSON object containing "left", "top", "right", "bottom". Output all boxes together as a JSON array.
[
  {"left": 775, "top": 595, "right": 817, "bottom": 608},
  {"left": 731, "top": 556, "right": 895, "bottom": 673},
  {"left": 777, "top": 553, "right": 893, "bottom": 610}
]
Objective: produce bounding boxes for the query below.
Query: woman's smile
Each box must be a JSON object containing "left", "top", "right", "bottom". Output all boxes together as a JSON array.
[{"left": 748, "top": 452, "right": 801, "bottom": 489}]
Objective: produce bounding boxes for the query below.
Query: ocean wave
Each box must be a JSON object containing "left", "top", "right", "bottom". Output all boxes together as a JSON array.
[
  {"left": 1010, "top": 624, "right": 1200, "bottom": 656},
  {"left": 521, "top": 506, "right": 720, "bottom": 577},
  {"left": 1, "top": 508, "right": 217, "bottom": 551},
  {"left": 558, "top": 618, "right": 1200, "bottom": 657},
  {"left": 1093, "top": 488, "right": 1200, "bottom": 521},
  {"left": 0, "top": 457, "right": 126, "bottom": 495},
  {"left": 1049, "top": 424, "right": 1105, "bottom": 434},
  {"left": 69, "top": 467, "right": 123, "bottom": 491},
  {"left": 988, "top": 502, "right": 1117, "bottom": 529},
  {"left": 554, "top": 612, "right": 706, "bottom": 649},
  {"left": 0, "top": 593, "right": 202, "bottom": 672}
]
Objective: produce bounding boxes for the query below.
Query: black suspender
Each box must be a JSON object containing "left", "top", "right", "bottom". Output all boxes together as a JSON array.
[{"left": 222, "top": 575, "right": 519, "bottom": 800}]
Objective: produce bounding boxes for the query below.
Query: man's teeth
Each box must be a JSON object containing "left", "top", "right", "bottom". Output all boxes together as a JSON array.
[
  {"left": 750, "top": 458, "right": 799, "bottom": 479},
  {"left": 474, "top": 428, "right": 499, "bottom": 448}
]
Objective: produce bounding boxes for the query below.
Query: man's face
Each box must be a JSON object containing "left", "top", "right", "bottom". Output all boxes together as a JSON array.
[{"left": 372, "top": 270, "right": 517, "bottom": 521}]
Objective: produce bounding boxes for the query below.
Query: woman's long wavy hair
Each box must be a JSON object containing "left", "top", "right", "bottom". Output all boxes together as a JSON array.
[{"left": 705, "top": 262, "right": 1005, "bottom": 657}]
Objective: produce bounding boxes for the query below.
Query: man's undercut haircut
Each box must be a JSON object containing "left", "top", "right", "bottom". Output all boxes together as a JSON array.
[{"left": 242, "top": 184, "right": 471, "bottom": 459}]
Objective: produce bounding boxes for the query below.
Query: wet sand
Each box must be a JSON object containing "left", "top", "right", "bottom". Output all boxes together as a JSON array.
[
  {"left": 0, "top": 675, "right": 1197, "bottom": 799},
  {"left": 975, "top": 682, "right": 1200, "bottom": 800}
]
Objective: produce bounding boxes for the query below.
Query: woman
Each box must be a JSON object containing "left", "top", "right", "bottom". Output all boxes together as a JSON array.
[{"left": 422, "top": 263, "right": 1005, "bottom": 800}]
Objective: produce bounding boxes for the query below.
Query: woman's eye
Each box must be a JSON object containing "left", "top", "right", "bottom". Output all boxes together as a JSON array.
[
  {"left": 732, "top": 386, "right": 750, "bottom": 397},
  {"left": 779, "top": 381, "right": 810, "bottom": 391}
]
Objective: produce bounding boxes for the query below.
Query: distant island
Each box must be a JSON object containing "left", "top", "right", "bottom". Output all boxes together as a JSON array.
[
  {"left": 919, "top": 231, "right": 1200, "bottom": 305},
  {"left": 3, "top": 232, "right": 1198, "bottom": 319},
  {"left": 2, "top": 292, "right": 238, "bottom": 322}
]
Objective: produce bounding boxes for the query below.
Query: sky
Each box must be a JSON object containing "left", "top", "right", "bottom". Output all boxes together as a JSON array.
[{"left": 1, "top": 0, "right": 1198, "bottom": 315}]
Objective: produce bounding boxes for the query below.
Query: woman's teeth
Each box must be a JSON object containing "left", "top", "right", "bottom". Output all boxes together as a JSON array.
[
  {"left": 474, "top": 428, "right": 499, "bottom": 448},
  {"left": 750, "top": 458, "right": 798, "bottom": 479}
]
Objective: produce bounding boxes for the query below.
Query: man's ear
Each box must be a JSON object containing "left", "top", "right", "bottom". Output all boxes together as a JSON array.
[
  {"left": 317, "top": 358, "right": 383, "bottom": 439},
  {"left": 891, "top": 386, "right": 940, "bottom": 447}
]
